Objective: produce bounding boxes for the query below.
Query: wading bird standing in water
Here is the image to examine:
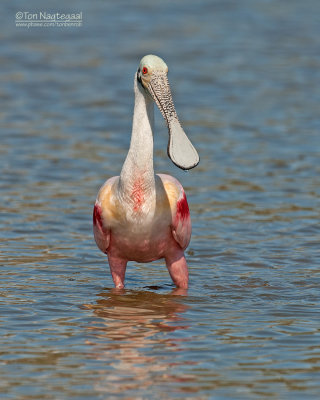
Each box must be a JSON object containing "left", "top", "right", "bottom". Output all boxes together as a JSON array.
[{"left": 93, "top": 55, "right": 199, "bottom": 289}]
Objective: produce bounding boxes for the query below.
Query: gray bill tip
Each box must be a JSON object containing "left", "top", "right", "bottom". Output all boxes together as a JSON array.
[
  {"left": 168, "top": 119, "right": 200, "bottom": 170},
  {"left": 147, "top": 72, "right": 200, "bottom": 170}
]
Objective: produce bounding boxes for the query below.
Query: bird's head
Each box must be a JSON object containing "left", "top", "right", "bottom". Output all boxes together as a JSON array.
[{"left": 137, "top": 54, "right": 199, "bottom": 170}]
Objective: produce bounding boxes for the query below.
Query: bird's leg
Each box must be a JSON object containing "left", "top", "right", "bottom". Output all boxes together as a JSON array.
[
  {"left": 165, "top": 248, "right": 189, "bottom": 289},
  {"left": 107, "top": 255, "right": 127, "bottom": 289}
]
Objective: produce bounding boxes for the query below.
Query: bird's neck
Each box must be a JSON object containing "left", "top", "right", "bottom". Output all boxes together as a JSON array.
[{"left": 119, "top": 78, "right": 155, "bottom": 198}]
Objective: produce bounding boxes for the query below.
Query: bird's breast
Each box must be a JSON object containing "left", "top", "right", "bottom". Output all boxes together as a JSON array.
[{"left": 130, "top": 176, "right": 148, "bottom": 213}]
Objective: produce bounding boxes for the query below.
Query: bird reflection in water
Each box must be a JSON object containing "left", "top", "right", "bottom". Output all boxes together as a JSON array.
[{"left": 82, "top": 288, "right": 197, "bottom": 395}]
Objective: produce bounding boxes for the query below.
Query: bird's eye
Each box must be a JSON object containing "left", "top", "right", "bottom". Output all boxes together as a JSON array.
[{"left": 142, "top": 67, "right": 148, "bottom": 75}]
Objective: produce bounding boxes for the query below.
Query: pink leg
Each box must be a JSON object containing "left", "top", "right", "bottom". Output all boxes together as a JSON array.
[
  {"left": 107, "top": 255, "right": 127, "bottom": 289},
  {"left": 165, "top": 249, "right": 189, "bottom": 289}
]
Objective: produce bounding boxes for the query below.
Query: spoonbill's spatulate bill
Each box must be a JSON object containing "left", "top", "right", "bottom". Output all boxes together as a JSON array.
[{"left": 93, "top": 55, "right": 199, "bottom": 289}]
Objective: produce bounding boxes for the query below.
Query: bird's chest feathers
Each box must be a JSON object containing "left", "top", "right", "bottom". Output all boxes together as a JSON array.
[
  {"left": 121, "top": 175, "right": 156, "bottom": 221},
  {"left": 130, "top": 176, "right": 146, "bottom": 212}
]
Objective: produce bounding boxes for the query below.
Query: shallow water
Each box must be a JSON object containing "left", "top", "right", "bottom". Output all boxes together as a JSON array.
[{"left": 1, "top": 0, "right": 320, "bottom": 398}]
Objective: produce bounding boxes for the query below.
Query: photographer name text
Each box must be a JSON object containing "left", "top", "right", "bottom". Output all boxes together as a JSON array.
[{"left": 16, "top": 11, "right": 82, "bottom": 21}]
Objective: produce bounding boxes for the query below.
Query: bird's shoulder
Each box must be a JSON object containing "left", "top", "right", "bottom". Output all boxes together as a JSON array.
[
  {"left": 156, "top": 173, "right": 187, "bottom": 210},
  {"left": 95, "top": 176, "right": 121, "bottom": 224}
]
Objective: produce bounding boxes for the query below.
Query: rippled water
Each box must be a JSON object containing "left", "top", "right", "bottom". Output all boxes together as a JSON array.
[{"left": 1, "top": 0, "right": 320, "bottom": 398}]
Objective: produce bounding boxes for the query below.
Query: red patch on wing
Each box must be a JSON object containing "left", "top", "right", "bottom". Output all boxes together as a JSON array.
[
  {"left": 175, "top": 192, "right": 190, "bottom": 221},
  {"left": 131, "top": 178, "right": 145, "bottom": 212},
  {"left": 93, "top": 202, "right": 110, "bottom": 253},
  {"left": 93, "top": 203, "right": 104, "bottom": 230}
]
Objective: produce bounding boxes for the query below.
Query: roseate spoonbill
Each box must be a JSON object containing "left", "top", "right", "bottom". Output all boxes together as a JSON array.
[{"left": 93, "top": 55, "right": 199, "bottom": 289}]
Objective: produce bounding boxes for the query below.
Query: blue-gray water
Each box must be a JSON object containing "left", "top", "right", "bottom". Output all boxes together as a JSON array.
[{"left": 1, "top": 0, "right": 320, "bottom": 398}]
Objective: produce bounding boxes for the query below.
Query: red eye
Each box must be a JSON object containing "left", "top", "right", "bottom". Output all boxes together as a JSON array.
[{"left": 142, "top": 67, "right": 148, "bottom": 74}]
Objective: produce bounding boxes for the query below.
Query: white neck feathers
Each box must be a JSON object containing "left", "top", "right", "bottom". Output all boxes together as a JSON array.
[{"left": 119, "top": 75, "right": 155, "bottom": 198}]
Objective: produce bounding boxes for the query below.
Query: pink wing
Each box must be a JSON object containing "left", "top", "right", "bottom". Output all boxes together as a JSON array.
[
  {"left": 158, "top": 174, "right": 192, "bottom": 250},
  {"left": 172, "top": 189, "right": 192, "bottom": 250},
  {"left": 93, "top": 176, "right": 118, "bottom": 254},
  {"left": 93, "top": 200, "right": 110, "bottom": 254}
]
